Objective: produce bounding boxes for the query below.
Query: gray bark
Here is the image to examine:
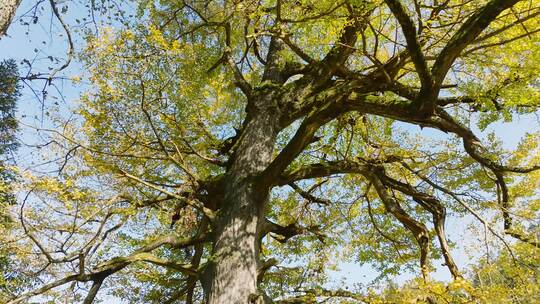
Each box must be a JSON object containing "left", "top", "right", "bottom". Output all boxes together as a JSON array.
[
  {"left": 203, "top": 94, "right": 280, "bottom": 303},
  {"left": 0, "top": 0, "right": 22, "bottom": 38}
]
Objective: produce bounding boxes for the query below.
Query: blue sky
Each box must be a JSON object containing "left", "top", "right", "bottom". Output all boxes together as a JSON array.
[{"left": 2, "top": 0, "right": 539, "bottom": 302}]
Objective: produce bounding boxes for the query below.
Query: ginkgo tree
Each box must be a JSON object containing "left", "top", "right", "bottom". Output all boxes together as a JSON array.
[{"left": 4, "top": 0, "right": 540, "bottom": 303}]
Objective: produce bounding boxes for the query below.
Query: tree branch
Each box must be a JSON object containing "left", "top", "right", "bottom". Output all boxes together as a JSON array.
[
  {"left": 364, "top": 168, "right": 431, "bottom": 279},
  {"left": 82, "top": 278, "right": 104, "bottom": 304},
  {"left": 9, "top": 233, "right": 208, "bottom": 304},
  {"left": 384, "top": 0, "right": 432, "bottom": 88},
  {"left": 431, "top": 0, "right": 521, "bottom": 86}
]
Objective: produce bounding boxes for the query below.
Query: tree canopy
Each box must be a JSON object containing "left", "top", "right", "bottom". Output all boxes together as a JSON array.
[{"left": 1, "top": 0, "right": 540, "bottom": 303}]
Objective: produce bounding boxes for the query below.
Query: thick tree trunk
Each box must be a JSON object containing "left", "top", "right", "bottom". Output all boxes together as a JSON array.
[
  {"left": 204, "top": 102, "right": 279, "bottom": 303},
  {"left": 0, "top": 0, "right": 21, "bottom": 38}
]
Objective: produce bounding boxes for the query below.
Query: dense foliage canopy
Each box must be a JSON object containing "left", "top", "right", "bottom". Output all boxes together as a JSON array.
[
  {"left": 1, "top": 0, "right": 539, "bottom": 303},
  {"left": 0, "top": 59, "right": 19, "bottom": 204}
]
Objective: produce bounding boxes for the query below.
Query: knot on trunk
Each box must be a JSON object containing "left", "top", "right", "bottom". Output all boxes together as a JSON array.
[{"left": 248, "top": 292, "right": 265, "bottom": 304}]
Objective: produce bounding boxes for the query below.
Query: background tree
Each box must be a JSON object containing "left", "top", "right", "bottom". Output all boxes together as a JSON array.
[
  {"left": 0, "top": 59, "right": 19, "bottom": 202},
  {"left": 2, "top": 0, "right": 540, "bottom": 303},
  {"left": 0, "top": 59, "right": 27, "bottom": 301}
]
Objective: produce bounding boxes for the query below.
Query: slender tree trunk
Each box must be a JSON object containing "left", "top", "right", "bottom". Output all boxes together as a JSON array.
[
  {"left": 204, "top": 101, "right": 279, "bottom": 303},
  {"left": 0, "top": 0, "right": 21, "bottom": 38}
]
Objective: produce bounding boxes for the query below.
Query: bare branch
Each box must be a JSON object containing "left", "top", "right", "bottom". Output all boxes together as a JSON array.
[
  {"left": 47, "top": 0, "right": 74, "bottom": 83},
  {"left": 9, "top": 233, "right": 208, "bottom": 304},
  {"left": 117, "top": 168, "right": 215, "bottom": 220}
]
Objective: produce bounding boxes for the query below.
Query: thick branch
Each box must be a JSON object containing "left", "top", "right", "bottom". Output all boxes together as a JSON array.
[
  {"left": 262, "top": 96, "right": 348, "bottom": 184},
  {"left": 384, "top": 0, "right": 432, "bottom": 87},
  {"left": 262, "top": 219, "right": 324, "bottom": 243},
  {"left": 364, "top": 169, "right": 431, "bottom": 279},
  {"left": 277, "top": 159, "right": 371, "bottom": 186},
  {"left": 378, "top": 173, "right": 460, "bottom": 278},
  {"left": 262, "top": 36, "right": 288, "bottom": 83},
  {"left": 276, "top": 288, "right": 368, "bottom": 303},
  {"left": 431, "top": 0, "right": 521, "bottom": 86},
  {"left": 82, "top": 278, "right": 104, "bottom": 304}
]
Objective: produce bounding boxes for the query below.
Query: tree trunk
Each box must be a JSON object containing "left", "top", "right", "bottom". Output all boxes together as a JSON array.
[
  {"left": 0, "top": 0, "right": 21, "bottom": 38},
  {"left": 204, "top": 102, "right": 279, "bottom": 303}
]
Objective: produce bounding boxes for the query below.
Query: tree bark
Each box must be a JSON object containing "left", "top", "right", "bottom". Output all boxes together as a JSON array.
[
  {"left": 203, "top": 98, "right": 279, "bottom": 303},
  {"left": 0, "top": 0, "right": 21, "bottom": 38}
]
